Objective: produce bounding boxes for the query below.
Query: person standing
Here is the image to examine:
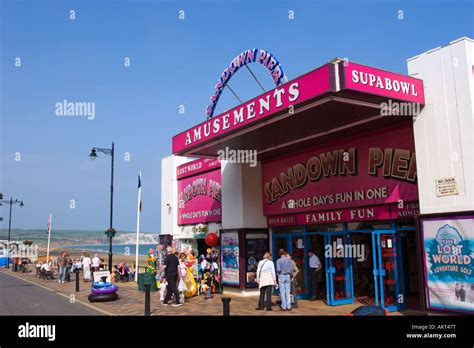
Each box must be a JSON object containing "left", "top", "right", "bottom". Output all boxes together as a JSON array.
[
  {"left": 91, "top": 254, "right": 101, "bottom": 276},
  {"left": 57, "top": 251, "right": 67, "bottom": 284},
  {"left": 255, "top": 252, "right": 276, "bottom": 311},
  {"left": 178, "top": 253, "right": 189, "bottom": 303},
  {"left": 308, "top": 250, "right": 322, "bottom": 300},
  {"left": 276, "top": 249, "right": 293, "bottom": 311},
  {"left": 82, "top": 253, "right": 92, "bottom": 282},
  {"left": 286, "top": 252, "right": 300, "bottom": 308},
  {"left": 161, "top": 247, "right": 182, "bottom": 306},
  {"left": 65, "top": 254, "right": 72, "bottom": 282}
]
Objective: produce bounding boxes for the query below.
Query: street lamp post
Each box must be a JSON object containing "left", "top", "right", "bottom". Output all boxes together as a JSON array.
[
  {"left": 1, "top": 196, "right": 24, "bottom": 269},
  {"left": 89, "top": 142, "right": 115, "bottom": 273}
]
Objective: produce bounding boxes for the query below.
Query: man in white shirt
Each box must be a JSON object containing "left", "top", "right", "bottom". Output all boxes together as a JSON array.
[
  {"left": 92, "top": 254, "right": 101, "bottom": 267},
  {"left": 307, "top": 250, "right": 322, "bottom": 301},
  {"left": 40, "top": 262, "right": 51, "bottom": 272},
  {"left": 91, "top": 254, "right": 101, "bottom": 276}
]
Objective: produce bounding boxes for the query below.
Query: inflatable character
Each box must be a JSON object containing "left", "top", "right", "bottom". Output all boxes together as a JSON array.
[
  {"left": 146, "top": 248, "right": 157, "bottom": 274},
  {"left": 185, "top": 249, "right": 198, "bottom": 280},
  {"left": 185, "top": 266, "right": 197, "bottom": 298}
]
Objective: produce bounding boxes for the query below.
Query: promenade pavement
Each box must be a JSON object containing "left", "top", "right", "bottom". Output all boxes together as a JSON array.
[{"left": 0, "top": 267, "right": 421, "bottom": 316}]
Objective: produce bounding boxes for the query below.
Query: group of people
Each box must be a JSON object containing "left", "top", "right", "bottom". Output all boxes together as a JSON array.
[
  {"left": 36, "top": 251, "right": 105, "bottom": 283},
  {"left": 156, "top": 246, "right": 218, "bottom": 307},
  {"left": 112, "top": 262, "right": 135, "bottom": 282},
  {"left": 255, "top": 249, "right": 322, "bottom": 311},
  {"left": 80, "top": 252, "right": 105, "bottom": 282},
  {"left": 159, "top": 247, "right": 187, "bottom": 307}
]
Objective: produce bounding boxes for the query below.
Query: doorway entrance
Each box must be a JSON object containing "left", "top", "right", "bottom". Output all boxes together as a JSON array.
[
  {"left": 273, "top": 233, "right": 308, "bottom": 298},
  {"left": 399, "top": 230, "right": 420, "bottom": 309},
  {"left": 352, "top": 233, "right": 375, "bottom": 304},
  {"left": 273, "top": 224, "right": 411, "bottom": 311}
]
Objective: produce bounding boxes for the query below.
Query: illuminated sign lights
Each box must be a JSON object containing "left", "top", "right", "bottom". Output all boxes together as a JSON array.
[{"left": 206, "top": 49, "right": 287, "bottom": 119}]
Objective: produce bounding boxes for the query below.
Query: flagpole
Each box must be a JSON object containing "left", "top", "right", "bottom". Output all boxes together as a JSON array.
[
  {"left": 135, "top": 172, "right": 141, "bottom": 282},
  {"left": 46, "top": 213, "right": 52, "bottom": 264}
]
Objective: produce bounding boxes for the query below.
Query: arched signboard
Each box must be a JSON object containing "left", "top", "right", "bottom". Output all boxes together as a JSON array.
[{"left": 206, "top": 49, "right": 287, "bottom": 119}]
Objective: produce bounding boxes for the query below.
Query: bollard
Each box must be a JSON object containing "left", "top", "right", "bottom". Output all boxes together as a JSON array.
[
  {"left": 222, "top": 297, "right": 231, "bottom": 316},
  {"left": 144, "top": 283, "right": 151, "bottom": 316},
  {"left": 75, "top": 269, "right": 80, "bottom": 292}
]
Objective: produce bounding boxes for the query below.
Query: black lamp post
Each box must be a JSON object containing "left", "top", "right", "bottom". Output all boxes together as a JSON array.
[
  {"left": 89, "top": 142, "right": 115, "bottom": 272},
  {"left": 1, "top": 196, "right": 24, "bottom": 269}
]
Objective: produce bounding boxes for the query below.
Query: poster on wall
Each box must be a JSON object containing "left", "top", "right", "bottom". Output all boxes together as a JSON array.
[
  {"left": 221, "top": 231, "right": 239, "bottom": 286},
  {"left": 421, "top": 216, "right": 474, "bottom": 313},
  {"left": 245, "top": 233, "right": 269, "bottom": 288}
]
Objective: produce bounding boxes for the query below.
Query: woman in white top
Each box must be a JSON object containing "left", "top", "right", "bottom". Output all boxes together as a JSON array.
[
  {"left": 255, "top": 252, "right": 277, "bottom": 311},
  {"left": 178, "top": 253, "right": 188, "bottom": 303}
]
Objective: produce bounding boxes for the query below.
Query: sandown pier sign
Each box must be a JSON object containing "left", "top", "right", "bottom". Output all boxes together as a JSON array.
[{"left": 206, "top": 49, "right": 287, "bottom": 119}]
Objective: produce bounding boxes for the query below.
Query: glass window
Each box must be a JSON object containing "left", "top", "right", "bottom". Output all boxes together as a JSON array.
[
  {"left": 306, "top": 223, "right": 343, "bottom": 232},
  {"left": 396, "top": 218, "right": 416, "bottom": 229},
  {"left": 272, "top": 226, "right": 303, "bottom": 234},
  {"left": 245, "top": 233, "right": 269, "bottom": 288},
  {"left": 347, "top": 220, "right": 392, "bottom": 230}
]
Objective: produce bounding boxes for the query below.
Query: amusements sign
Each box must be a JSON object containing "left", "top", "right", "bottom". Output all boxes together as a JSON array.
[
  {"left": 421, "top": 216, "right": 474, "bottom": 313},
  {"left": 177, "top": 159, "right": 222, "bottom": 225},
  {"left": 262, "top": 125, "right": 418, "bottom": 216},
  {"left": 221, "top": 231, "right": 240, "bottom": 286},
  {"left": 173, "top": 64, "right": 331, "bottom": 153}
]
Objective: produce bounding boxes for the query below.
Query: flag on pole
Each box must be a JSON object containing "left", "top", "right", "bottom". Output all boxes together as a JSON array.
[
  {"left": 138, "top": 173, "right": 142, "bottom": 212},
  {"left": 46, "top": 212, "right": 52, "bottom": 264},
  {"left": 47, "top": 213, "right": 52, "bottom": 234},
  {"left": 135, "top": 172, "right": 142, "bottom": 281}
]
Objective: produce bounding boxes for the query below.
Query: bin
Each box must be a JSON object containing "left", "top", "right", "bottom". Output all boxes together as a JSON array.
[{"left": 137, "top": 272, "right": 158, "bottom": 292}]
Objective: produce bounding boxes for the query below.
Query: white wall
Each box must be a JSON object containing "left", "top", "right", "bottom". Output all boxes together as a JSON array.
[
  {"left": 221, "top": 161, "right": 267, "bottom": 229},
  {"left": 160, "top": 155, "right": 190, "bottom": 236},
  {"left": 407, "top": 37, "right": 474, "bottom": 214}
]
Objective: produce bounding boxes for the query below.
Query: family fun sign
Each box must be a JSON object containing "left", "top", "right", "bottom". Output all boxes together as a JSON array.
[
  {"left": 267, "top": 202, "right": 419, "bottom": 227},
  {"left": 206, "top": 49, "right": 287, "bottom": 118}
]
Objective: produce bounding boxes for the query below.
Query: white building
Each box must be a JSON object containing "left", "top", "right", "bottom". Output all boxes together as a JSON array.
[{"left": 407, "top": 37, "right": 474, "bottom": 214}]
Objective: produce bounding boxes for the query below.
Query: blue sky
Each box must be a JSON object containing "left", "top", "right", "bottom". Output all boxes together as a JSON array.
[{"left": 1, "top": 0, "right": 473, "bottom": 232}]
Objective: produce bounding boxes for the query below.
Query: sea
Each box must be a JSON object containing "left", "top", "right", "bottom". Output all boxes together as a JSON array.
[{"left": 67, "top": 244, "right": 157, "bottom": 256}]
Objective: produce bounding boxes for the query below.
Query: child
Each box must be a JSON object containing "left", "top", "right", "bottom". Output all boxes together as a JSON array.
[
  {"left": 178, "top": 253, "right": 189, "bottom": 304},
  {"left": 159, "top": 277, "right": 167, "bottom": 301},
  {"left": 110, "top": 266, "right": 117, "bottom": 283},
  {"left": 202, "top": 271, "right": 213, "bottom": 299}
]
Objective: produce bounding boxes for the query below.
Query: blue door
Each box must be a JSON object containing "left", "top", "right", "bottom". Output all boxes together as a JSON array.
[
  {"left": 272, "top": 233, "right": 307, "bottom": 299},
  {"left": 326, "top": 233, "right": 354, "bottom": 305},
  {"left": 372, "top": 230, "right": 402, "bottom": 312}
]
